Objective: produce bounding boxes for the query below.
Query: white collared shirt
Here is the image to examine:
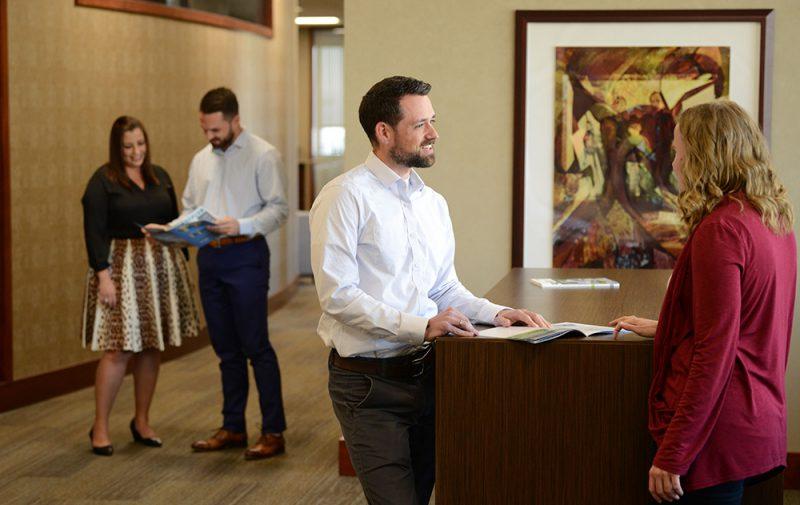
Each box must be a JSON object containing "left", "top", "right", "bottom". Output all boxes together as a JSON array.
[
  {"left": 180, "top": 130, "right": 288, "bottom": 236},
  {"left": 310, "top": 152, "right": 506, "bottom": 358}
]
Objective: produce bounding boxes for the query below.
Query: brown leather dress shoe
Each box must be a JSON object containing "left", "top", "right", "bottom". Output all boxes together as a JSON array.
[
  {"left": 191, "top": 429, "right": 248, "bottom": 452},
  {"left": 243, "top": 433, "right": 286, "bottom": 460}
]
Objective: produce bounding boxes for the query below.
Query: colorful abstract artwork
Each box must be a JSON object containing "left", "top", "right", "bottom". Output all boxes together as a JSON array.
[{"left": 552, "top": 47, "right": 730, "bottom": 268}]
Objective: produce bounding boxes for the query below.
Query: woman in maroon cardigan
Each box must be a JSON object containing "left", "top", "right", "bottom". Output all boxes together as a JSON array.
[{"left": 612, "top": 100, "right": 795, "bottom": 505}]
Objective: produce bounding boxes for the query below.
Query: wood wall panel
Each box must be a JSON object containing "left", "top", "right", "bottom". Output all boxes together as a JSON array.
[{"left": 0, "top": 0, "right": 12, "bottom": 383}]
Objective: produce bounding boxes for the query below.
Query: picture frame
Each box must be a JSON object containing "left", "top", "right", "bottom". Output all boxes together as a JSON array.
[
  {"left": 512, "top": 10, "right": 774, "bottom": 268},
  {"left": 75, "top": 0, "right": 274, "bottom": 38}
]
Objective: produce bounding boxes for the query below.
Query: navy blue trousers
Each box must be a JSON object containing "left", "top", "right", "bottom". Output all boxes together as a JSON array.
[{"left": 197, "top": 239, "right": 286, "bottom": 435}]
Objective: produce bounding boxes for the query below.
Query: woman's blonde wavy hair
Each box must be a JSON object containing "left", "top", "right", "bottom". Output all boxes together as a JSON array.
[{"left": 676, "top": 100, "right": 793, "bottom": 234}]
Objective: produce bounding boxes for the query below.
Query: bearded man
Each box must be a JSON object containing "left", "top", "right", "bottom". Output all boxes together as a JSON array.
[
  {"left": 180, "top": 87, "right": 289, "bottom": 460},
  {"left": 310, "top": 76, "right": 549, "bottom": 504}
]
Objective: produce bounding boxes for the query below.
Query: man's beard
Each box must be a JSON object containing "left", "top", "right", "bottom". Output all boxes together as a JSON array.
[
  {"left": 389, "top": 145, "right": 435, "bottom": 168},
  {"left": 210, "top": 129, "right": 235, "bottom": 150}
]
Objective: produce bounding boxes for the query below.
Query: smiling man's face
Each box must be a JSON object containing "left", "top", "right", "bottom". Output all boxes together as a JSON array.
[{"left": 386, "top": 94, "right": 438, "bottom": 169}]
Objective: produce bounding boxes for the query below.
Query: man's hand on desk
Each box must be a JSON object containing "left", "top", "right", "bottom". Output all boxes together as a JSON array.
[
  {"left": 424, "top": 307, "right": 478, "bottom": 341},
  {"left": 609, "top": 315, "right": 658, "bottom": 338},
  {"left": 493, "top": 308, "right": 551, "bottom": 328}
]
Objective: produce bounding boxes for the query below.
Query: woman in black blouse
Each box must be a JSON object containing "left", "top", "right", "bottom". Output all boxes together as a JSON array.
[{"left": 81, "top": 116, "right": 199, "bottom": 455}]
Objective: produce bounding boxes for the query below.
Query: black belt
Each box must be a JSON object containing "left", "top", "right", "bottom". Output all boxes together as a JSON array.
[{"left": 330, "top": 345, "right": 434, "bottom": 381}]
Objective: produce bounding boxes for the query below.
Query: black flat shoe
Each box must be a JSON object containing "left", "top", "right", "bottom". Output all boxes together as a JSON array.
[
  {"left": 130, "top": 419, "right": 162, "bottom": 447},
  {"left": 89, "top": 428, "right": 113, "bottom": 456}
]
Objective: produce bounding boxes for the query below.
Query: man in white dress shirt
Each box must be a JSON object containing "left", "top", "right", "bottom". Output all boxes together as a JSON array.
[
  {"left": 310, "top": 76, "right": 549, "bottom": 504},
  {"left": 172, "top": 88, "right": 289, "bottom": 459}
]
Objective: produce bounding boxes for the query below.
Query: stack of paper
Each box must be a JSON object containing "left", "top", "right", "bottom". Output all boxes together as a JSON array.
[{"left": 530, "top": 277, "right": 620, "bottom": 289}]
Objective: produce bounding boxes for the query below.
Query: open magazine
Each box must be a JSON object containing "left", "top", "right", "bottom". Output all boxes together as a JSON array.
[
  {"left": 478, "top": 322, "right": 624, "bottom": 344},
  {"left": 141, "top": 207, "right": 223, "bottom": 248}
]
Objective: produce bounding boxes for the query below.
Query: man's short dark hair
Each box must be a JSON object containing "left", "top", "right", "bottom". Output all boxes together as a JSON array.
[
  {"left": 359, "top": 76, "right": 431, "bottom": 146},
  {"left": 200, "top": 87, "right": 239, "bottom": 118}
]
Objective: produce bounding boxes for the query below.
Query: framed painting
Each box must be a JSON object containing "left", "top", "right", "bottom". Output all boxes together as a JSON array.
[{"left": 512, "top": 10, "right": 773, "bottom": 268}]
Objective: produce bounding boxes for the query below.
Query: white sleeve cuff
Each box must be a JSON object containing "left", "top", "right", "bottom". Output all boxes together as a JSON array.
[
  {"left": 475, "top": 302, "right": 510, "bottom": 325},
  {"left": 238, "top": 217, "right": 255, "bottom": 236},
  {"left": 397, "top": 313, "right": 428, "bottom": 345}
]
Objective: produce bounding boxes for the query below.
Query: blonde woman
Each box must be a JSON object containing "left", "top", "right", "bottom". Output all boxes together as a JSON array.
[
  {"left": 81, "top": 116, "right": 199, "bottom": 455},
  {"left": 612, "top": 101, "right": 795, "bottom": 504}
]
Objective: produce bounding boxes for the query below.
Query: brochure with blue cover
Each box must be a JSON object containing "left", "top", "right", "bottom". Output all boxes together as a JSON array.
[
  {"left": 140, "top": 207, "right": 223, "bottom": 248},
  {"left": 151, "top": 220, "right": 221, "bottom": 247}
]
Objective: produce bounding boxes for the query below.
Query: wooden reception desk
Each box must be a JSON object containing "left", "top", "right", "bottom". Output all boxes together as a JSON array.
[{"left": 435, "top": 268, "right": 782, "bottom": 505}]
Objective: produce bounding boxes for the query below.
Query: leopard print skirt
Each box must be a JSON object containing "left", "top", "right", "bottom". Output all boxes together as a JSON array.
[{"left": 82, "top": 238, "right": 200, "bottom": 352}]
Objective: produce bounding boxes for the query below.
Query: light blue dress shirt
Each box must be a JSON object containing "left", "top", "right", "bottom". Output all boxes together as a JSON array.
[{"left": 180, "top": 130, "right": 288, "bottom": 237}]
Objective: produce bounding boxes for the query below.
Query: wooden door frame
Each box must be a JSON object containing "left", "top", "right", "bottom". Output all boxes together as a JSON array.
[{"left": 1, "top": 0, "right": 12, "bottom": 383}]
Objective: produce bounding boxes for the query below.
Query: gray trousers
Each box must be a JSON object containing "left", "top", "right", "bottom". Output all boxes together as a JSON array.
[{"left": 328, "top": 358, "right": 436, "bottom": 505}]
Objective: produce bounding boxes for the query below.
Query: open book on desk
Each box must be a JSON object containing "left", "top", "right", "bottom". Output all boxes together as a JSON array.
[
  {"left": 478, "top": 322, "right": 625, "bottom": 344},
  {"left": 139, "top": 207, "right": 223, "bottom": 248}
]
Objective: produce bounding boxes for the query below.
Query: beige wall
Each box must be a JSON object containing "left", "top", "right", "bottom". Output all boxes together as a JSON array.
[
  {"left": 344, "top": 0, "right": 800, "bottom": 452},
  {"left": 298, "top": 28, "right": 312, "bottom": 166},
  {"left": 8, "top": 0, "right": 299, "bottom": 379}
]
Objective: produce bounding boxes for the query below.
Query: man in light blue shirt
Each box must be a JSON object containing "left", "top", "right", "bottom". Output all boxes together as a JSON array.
[
  {"left": 310, "top": 76, "right": 549, "bottom": 504},
  {"left": 181, "top": 88, "right": 289, "bottom": 460}
]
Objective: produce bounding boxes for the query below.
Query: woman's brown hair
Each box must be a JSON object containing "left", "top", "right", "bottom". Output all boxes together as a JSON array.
[
  {"left": 106, "top": 115, "right": 159, "bottom": 189},
  {"left": 676, "top": 100, "right": 793, "bottom": 234}
]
